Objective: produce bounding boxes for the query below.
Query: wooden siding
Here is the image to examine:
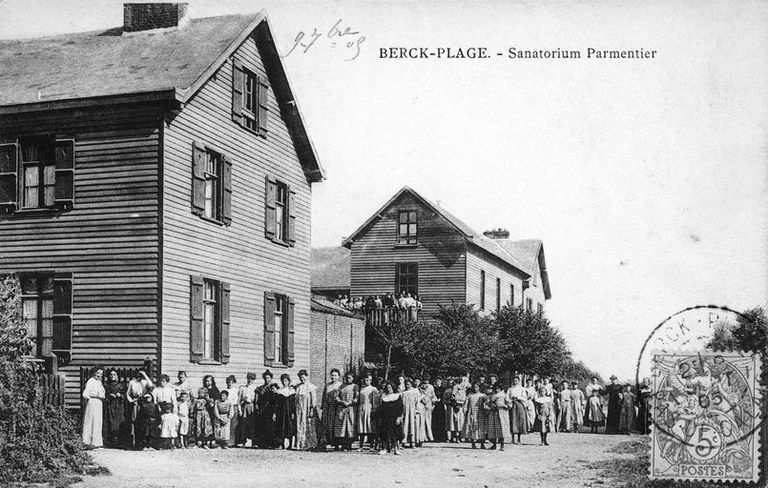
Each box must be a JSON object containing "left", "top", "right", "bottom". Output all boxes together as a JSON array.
[
  {"left": 349, "top": 193, "right": 466, "bottom": 317},
  {"left": 161, "top": 27, "right": 314, "bottom": 385},
  {"left": 465, "top": 245, "right": 529, "bottom": 316},
  {"left": 0, "top": 104, "right": 162, "bottom": 407}
]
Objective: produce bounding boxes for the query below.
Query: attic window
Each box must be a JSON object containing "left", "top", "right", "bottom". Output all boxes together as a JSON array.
[{"left": 232, "top": 60, "right": 269, "bottom": 137}]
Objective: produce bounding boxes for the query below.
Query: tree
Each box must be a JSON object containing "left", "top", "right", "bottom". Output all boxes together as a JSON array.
[
  {"left": 708, "top": 307, "right": 768, "bottom": 354},
  {"left": 495, "top": 305, "right": 570, "bottom": 378},
  {"left": 557, "top": 358, "right": 603, "bottom": 386},
  {"left": 367, "top": 304, "right": 500, "bottom": 379},
  {"left": 0, "top": 274, "right": 32, "bottom": 360}
]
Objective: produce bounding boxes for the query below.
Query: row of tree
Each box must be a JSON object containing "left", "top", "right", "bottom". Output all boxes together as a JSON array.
[{"left": 368, "top": 302, "right": 602, "bottom": 384}]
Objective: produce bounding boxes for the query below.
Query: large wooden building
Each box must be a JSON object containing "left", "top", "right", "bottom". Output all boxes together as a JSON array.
[
  {"left": 0, "top": 4, "right": 324, "bottom": 407},
  {"left": 341, "top": 186, "right": 552, "bottom": 317}
]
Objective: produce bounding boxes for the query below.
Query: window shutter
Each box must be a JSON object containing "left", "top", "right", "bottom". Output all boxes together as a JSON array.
[
  {"left": 189, "top": 275, "right": 204, "bottom": 362},
  {"left": 288, "top": 187, "right": 296, "bottom": 246},
  {"left": 54, "top": 138, "right": 75, "bottom": 208},
  {"left": 219, "top": 281, "right": 231, "bottom": 364},
  {"left": 232, "top": 59, "right": 245, "bottom": 126},
  {"left": 191, "top": 142, "right": 206, "bottom": 216},
  {"left": 221, "top": 156, "right": 233, "bottom": 225},
  {"left": 395, "top": 264, "right": 401, "bottom": 294},
  {"left": 286, "top": 297, "right": 295, "bottom": 367},
  {"left": 257, "top": 75, "right": 269, "bottom": 135},
  {"left": 0, "top": 142, "right": 19, "bottom": 212},
  {"left": 264, "top": 177, "right": 276, "bottom": 240},
  {"left": 52, "top": 273, "right": 73, "bottom": 357},
  {"left": 263, "top": 291, "right": 276, "bottom": 367}
]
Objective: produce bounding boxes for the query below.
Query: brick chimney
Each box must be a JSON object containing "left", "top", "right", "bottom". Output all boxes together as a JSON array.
[
  {"left": 123, "top": 3, "right": 190, "bottom": 32},
  {"left": 483, "top": 228, "right": 510, "bottom": 239}
]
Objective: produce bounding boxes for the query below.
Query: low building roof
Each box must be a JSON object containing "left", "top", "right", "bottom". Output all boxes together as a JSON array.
[{"left": 310, "top": 294, "right": 359, "bottom": 318}]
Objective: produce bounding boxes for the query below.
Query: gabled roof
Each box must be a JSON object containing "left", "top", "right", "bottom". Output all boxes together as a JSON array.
[
  {"left": 0, "top": 11, "right": 325, "bottom": 182},
  {"left": 494, "top": 239, "right": 552, "bottom": 300},
  {"left": 341, "top": 186, "right": 533, "bottom": 279},
  {"left": 311, "top": 246, "right": 351, "bottom": 290}
]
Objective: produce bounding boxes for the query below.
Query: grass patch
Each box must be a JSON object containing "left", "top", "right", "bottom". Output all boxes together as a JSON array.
[{"left": 590, "top": 438, "right": 723, "bottom": 488}]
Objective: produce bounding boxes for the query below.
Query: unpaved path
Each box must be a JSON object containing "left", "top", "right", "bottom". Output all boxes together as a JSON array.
[{"left": 74, "top": 433, "right": 638, "bottom": 488}]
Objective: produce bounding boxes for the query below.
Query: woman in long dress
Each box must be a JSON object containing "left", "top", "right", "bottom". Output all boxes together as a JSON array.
[
  {"left": 462, "top": 382, "right": 488, "bottom": 449},
  {"left": 486, "top": 384, "right": 510, "bottom": 450},
  {"left": 334, "top": 372, "right": 358, "bottom": 450},
  {"left": 82, "top": 367, "right": 106, "bottom": 449},
  {"left": 275, "top": 374, "right": 296, "bottom": 449},
  {"left": 533, "top": 381, "right": 555, "bottom": 446},
  {"left": 401, "top": 379, "right": 425, "bottom": 448},
  {"left": 618, "top": 385, "right": 636, "bottom": 434},
  {"left": 223, "top": 375, "right": 240, "bottom": 447},
  {"left": 506, "top": 376, "right": 528, "bottom": 444},
  {"left": 378, "top": 382, "right": 403, "bottom": 455},
  {"left": 254, "top": 370, "right": 274, "bottom": 448},
  {"left": 102, "top": 369, "right": 126, "bottom": 447},
  {"left": 447, "top": 378, "right": 467, "bottom": 443},
  {"left": 558, "top": 381, "right": 575, "bottom": 433},
  {"left": 419, "top": 376, "right": 437, "bottom": 442},
  {"left": 635, "top": 377, "right": 651, "bottom": 435},
  {"left": 321, "top": 368, "right": 342, "bottom": 448},
  {"left": 571, "top": 383, "right": 586, "bottom": 432},
  {"left": 524, "top": 379, "right": 536, "bottom": 431},
  {"left": 357, "top": 373, "right": 379, "bottom": 450},
  {"left": 294, "top": 369, "right": 319, "bottom": 450}
]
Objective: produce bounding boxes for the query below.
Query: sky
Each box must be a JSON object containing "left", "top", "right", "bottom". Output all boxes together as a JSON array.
[{"left": 1, "top": 0, "right": 766, "bottom": 380}]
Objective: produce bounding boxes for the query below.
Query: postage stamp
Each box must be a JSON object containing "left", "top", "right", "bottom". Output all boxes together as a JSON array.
[{"left": 650, "top": 351, "right": 762, "bottom": 482}]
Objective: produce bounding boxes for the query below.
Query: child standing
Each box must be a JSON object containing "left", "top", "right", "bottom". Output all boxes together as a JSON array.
[
  {"left": 586, "top": 388, "right": 606, "bottom": 433},
  {"left": 533, "top": 382, "right": 555, "bottom": 446},
  {"left": 159, "top": 402, "right": 179, "bottom": 449},
  {"left": 135, "top": 393, "right": 159, "bottom": 450},
  {"left": 214, "top": 390, "right": 235, "bottom": 449},
  {"left": 177, "top": 391, "right": 190, "bottom": 448},
  {"left": 486, "top": 384, "right": 510, "bottom": 451},
  {"left": 192, "top": 388, "right": 214, "bottom": 448}
]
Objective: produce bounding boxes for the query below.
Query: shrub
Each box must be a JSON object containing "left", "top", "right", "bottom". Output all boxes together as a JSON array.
[{"left": 0, "top": 275, "right": 89, "bottom": 483}]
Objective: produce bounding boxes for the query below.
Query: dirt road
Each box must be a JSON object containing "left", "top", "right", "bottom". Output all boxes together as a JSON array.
[{"left": 74, "top": 434, "right": 637, "bottom": 488}]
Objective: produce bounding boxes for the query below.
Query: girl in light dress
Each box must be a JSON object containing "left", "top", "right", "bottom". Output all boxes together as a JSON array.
[
  {"left": 486, "top": 384, "right": 510, "bottom": 450},
  {"left": 321, "top": 368, "right": 342, "bottom": 448},
  {"left": 159, "top": 402, "right": 179, "bottom": 449},
  {"left": 177, "top": 391, "right": 190, "bottom": 448},
  {"left": 401, "top": 378, "right": 425, "bottom": 448},
  {"left": 533, "top": 381, "right": 555, "bottom": 446},
  {"left": 214, "top": 389, "right": 235, "bottom": 448},
  {"left": 462, "top": 382, "right": 488, "bottom": 449}
]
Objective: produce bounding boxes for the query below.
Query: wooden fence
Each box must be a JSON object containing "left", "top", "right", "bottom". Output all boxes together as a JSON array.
[
  {"left": 78, "top": 359, "right": 155, "bottom": 411},
  {"left": 35, "top": 373, "right": 66, "bottom": 406}
]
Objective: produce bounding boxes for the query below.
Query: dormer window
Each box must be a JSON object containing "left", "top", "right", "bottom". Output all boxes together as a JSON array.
[{"left": 397, "top": 210, "right": 417, "bottom": 245}]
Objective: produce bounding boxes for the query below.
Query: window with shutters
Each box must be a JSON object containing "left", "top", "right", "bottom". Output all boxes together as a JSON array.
[
  {"left": 395, "top": 263, "right": 418, "bottom": 296},
  {"left": 191, "top": 143, "right": 232, "bottom": 225},
  {"left": 479, "top": 270, "right": 486, "bottom": 310},
  {"left": 232, "top": 59, "right": 269, "bottom": 137},
  {"left": 264, "top": 291, "right": 294, "bottom": 367},
  {"left": 0, "top": 137, "right": 75, "bottom": 213},
  {"left": 264, "top": 178, "right": 296, "bottom": 246},
  {"left": 189, "top": 276, "right": 230, "bottom": 364},
  {"left": 19, "top": 272, "right": 72, "bottom": 359},
  {"left": 397, "top": 210, "right": 417, "bottom": 245}
]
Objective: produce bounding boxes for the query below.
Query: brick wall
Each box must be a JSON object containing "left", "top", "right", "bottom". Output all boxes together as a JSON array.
[{"left": 309, "top": 302, "right": 365, "bottom": 385}]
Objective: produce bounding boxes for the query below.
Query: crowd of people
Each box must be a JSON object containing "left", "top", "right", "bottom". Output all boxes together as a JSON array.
[
  {"left": 333, "top": 292, "right": 423, "bottom": 323},
  {"left": 80, "top": 367, "right": 652, "bottom": 454}
]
